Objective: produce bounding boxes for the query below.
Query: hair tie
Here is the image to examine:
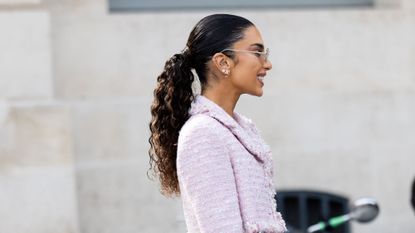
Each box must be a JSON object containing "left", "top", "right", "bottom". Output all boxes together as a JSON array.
[{"left": 180, "top": 47, "right": 192, "bottom": 68}]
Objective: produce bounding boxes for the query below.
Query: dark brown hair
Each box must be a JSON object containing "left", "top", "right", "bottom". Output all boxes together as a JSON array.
[{"left": 149, "top": 14, "right": 254, "bottom": 196}]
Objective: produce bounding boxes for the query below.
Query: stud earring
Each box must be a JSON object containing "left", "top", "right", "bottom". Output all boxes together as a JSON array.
[{"left": 222, "top": 69, "right": 230, "bottom": 76}]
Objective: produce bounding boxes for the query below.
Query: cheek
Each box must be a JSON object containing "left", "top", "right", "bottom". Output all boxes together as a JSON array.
[
  {"left": 241, "top": 65, "right": 260, "bottom": 84},
  {"left": 231, "top": 62, "right": 260, "bottom": 87},
  {"left": 235, "top": 60, "right": 260, "bottom": 77}
]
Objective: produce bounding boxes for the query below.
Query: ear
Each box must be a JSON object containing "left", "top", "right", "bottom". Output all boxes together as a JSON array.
[{"left": 211, "top": 52, "right": 232, "bottom": 75}]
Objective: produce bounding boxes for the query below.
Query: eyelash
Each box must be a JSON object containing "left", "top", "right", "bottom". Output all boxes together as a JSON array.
[{"left": 253, "top": 51, "right": 263, "bottom": 57}]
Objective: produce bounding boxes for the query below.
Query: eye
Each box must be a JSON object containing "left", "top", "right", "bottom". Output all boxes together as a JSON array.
[{"left": 253, "top": 51, "right": 262, "bottom": 57}]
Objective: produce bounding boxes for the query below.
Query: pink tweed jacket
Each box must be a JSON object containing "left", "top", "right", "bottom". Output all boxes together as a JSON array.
[{"left": 177, "top": 95, "right": 287, "bottom": 233}]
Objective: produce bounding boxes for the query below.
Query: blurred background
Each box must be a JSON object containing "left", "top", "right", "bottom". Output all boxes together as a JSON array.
[{"left": 0, "top": 0, "right": 414, "bottom": 232}]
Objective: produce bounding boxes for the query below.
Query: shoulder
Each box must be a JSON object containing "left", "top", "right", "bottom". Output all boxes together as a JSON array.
[
  {"left": 179, "top": 114, "right": 228, "bottom": 140},
  {"left": 177, "top": 114, "right": 231, "bottom": 167},
  {"left": 177, "top": 114, "right": 231, "bottom": 155}
]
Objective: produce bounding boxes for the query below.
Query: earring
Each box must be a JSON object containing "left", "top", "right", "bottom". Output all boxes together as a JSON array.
[{"left": 222, "top": 69, "right": 230, "bottom": 76}]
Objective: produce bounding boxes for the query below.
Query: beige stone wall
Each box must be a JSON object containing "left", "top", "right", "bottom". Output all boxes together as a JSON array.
[
  {"left": 0, "top": 11, "right": 52, "bottom": 99},
  {"left": 0, "top": 105, "right": 79, "bottom": 233},
  {"left": 1, "top": 0, "right": 414, "bottom": 232},
  {"left": 0, "top": 4, "right": 80, "bottom": 233}
]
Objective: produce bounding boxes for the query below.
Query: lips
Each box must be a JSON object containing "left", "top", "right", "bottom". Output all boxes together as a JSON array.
[{"left": 257, "top": 75, "right": 265, "bottom": 86}]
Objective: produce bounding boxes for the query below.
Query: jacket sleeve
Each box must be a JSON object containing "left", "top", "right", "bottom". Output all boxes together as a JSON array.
[{"left": 177, "top": 117, "right": 243, "bottom": 233}]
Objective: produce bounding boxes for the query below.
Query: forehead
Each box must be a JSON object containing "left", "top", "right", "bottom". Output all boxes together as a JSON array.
[{"left": 232, "top": 26, "right": 264, "bottom": 48}]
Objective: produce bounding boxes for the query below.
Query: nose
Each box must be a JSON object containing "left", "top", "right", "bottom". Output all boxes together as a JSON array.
[{"left": 263, "top": 59, "right": 272, "bottom": 71}]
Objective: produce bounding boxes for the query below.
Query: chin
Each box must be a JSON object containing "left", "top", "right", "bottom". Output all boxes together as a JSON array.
[
  {"left": 251, "top": 90, "right": 263, "bottom": 97},
  {"left": 256, "top": 88, "right": 264, "bottom": 96}
]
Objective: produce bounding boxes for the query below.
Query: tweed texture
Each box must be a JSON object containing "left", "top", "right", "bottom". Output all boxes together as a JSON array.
[{"left": 177, "top": 95, "right": 287, "bottom": 233}]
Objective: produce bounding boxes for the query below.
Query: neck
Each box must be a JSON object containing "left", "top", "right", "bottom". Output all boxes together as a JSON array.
[{"left": 202, "top": 88, "right": 240, "bottom": 118}]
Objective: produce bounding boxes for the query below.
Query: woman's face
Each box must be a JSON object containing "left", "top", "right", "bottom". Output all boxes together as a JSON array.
[{"left": 228, "top": 26, "right": 272, "bottom": 97}]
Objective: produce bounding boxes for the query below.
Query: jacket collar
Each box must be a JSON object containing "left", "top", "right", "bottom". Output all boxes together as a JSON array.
[{"left": 189, "top": 95, "right": 272, "bottom": 167}]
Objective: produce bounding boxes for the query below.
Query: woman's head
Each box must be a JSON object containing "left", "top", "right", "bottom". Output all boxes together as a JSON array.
[
  {"left": 184, "top": 14, "right": 255, "bottom": 89},
  {"left": 149, "top": 14, "right": 263, "bottom": 196},
  {"left": 186, "top": 14, "right": 272, "bottom": 97}
]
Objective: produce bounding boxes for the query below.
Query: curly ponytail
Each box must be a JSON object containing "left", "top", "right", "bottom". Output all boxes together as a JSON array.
[
  {"left": 149, "top": 14, "right": 254, "bottom": 196},
  {"left": 149, "top": 53, "right": 194, "bottom": 196}
]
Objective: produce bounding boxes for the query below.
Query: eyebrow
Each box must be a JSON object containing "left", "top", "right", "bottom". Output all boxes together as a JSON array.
[{"left": 250, "top": 43, "right": 264, "bottom": 50}]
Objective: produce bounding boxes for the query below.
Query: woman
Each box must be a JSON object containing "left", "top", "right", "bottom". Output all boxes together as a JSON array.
[{"left": 149, "top": 14, "right": 287, "bottom": 233}]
